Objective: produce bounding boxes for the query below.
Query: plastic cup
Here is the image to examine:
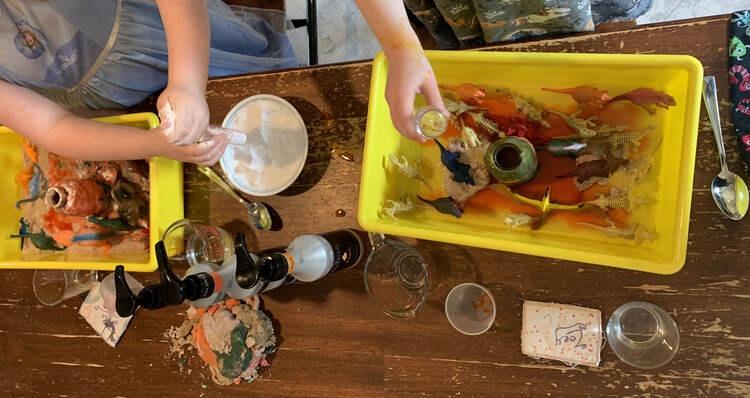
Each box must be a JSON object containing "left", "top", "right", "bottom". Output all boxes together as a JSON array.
[
  {"left": 606, "top": 301, "right": 680, "bottom": 369},
  {"left": 445, "top": 283, "right": 496, "bottom": 335},
  {"left": 33, "top": 269, "right": 98, "bottom": 306}
]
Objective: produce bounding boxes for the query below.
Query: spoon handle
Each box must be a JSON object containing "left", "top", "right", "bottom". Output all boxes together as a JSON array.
[
  {"left": 702, "top": 76, "right": 729, "bottom": 171},
  {"left": 196, "top": 165, "right": 248, "bottom": 205}
]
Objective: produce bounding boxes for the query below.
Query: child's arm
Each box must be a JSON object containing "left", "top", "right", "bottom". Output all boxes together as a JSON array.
[
  {"left": 0, "top": 80, "right": 228, "bottom": 165},
  {"left": 354, "top": 0, "right": 447, "bottom": 142},
  {"left": 154, "top": 0, "right": 211, "bottom": 146}
]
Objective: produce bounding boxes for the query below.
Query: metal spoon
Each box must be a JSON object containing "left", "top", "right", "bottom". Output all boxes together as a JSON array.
[
  {"left": 196, "top": 166, "right": 273, "bottom": 231},
  {"left": 702, "top": 76, "right": 749, "bottom": 220}
]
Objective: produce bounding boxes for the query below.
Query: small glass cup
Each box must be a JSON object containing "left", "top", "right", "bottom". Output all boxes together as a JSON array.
[
  {"left": 33, "top": 269, "right": 98, "bottom": 306},
  {"left": 445, "top": 283, "right": 496, "bottom": 335},
  {"left": 606, "top": 301, "right": 680, "bottom": 369},
  {"left": 161, "top": 218, "right": 234, "bottom": 268},
  {"left": 364, "top": 233, "right": 433, "bottom": 319},
  {"left": 414, "top": 106, "right": 448, "bottom": 140}
]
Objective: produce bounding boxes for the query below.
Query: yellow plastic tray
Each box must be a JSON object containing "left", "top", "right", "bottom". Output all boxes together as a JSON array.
[
  {"left": 358, "top": 51, "right": 703, "bottom": 274},
  {"left": 0, "top": 112, "right": 183, "bottom": 272}
]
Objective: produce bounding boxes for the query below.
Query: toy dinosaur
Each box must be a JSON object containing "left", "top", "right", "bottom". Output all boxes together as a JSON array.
[
  {"left": 460, "top": 125, "right": 482, "bottom": 148},
  {"left": 506, "top": 91, "right": 550, "bottom": 127},
  {"left": 608, "top": 88, "right": 676, "bottom": 115},
  {"left": 86, "top": 216, "right": 143, "bottom": 231},
  {"left": 388, "top": 154, "right": 432, "bottom": 190},
  {"left": 542, "top": 85, "right": 612, "bottom": 108},
  {"left": 559, "top": 151, "right": 627, "bottom": 181},
  {"left": 599, "top": 125, "right": 655, "bottom": 157},
  {"left": 548, "top": 109, "right": 598, "bottom": 138},
  {"left": 467, "top": 112, "right": 503, "bottom": 136},
  {"left": 490, "top": 115, "right": 549, "bottom": 145},
  {"left": 440, "top": 83, "right": 486, "bottom": 103},
  {"left": 578, "top": 220, "right": 656, "bottom": 244},
  {"left": 502, "top": 213, "right": 540, "bottom": 230},
  {"left": 627, "top": 140, "right": 662, "bottom": 183},
  {"left": 434, "top": 139, "right": 475, "bottom": 185},
  {"left": 489, "top": 184, "right": 583, "bottom": 211},
  {"left": 590, "top": 123, "right": 627, "bottom": 138},
  {"left": 15, "top": 163, "right": 44, "bottom": 209},
  {"left": 541, "top": 138, "right": 587, "bottom": 158},
  {"left": 584, "top": 189, "right": 648, "bottom": 213},
  {"left": 10, "top": 229, "right": 66, "bottom": 251},
  {"left": 444, "top": 98, "right": 485, "bottom": 115},
  {"left": 381, "top": 198, "right": 429, "bottom": 221},
  {"left": 418, "top": 196, "right": 463, "bottom": 218}
]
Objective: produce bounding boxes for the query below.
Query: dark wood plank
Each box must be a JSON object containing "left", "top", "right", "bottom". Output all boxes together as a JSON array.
[{"left": 2, "top": 15, "right": 750, "bottom": 398}]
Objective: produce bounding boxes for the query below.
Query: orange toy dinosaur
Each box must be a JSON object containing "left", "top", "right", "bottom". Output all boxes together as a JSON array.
[
  {"left": 440, "top": 83, "right": 486, "bottom": 104},
  {"left": 542, "top": 85, "right": 612, "bottom": 108}
]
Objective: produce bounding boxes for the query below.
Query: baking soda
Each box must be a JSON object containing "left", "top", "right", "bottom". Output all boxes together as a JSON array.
[{"left": 223, "top": 99, "right": 306, "bottom": 193}]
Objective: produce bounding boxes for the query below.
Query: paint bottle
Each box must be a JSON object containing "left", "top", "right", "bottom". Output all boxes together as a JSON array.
[{"left": 252, "top": 229, "right": 364, "bottom": 283}]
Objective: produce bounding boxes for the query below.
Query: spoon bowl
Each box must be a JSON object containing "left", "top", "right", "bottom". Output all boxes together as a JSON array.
[
  {"left": 703, "top": 76, "right": 748, "bottom": 220},
  {"left": 197, "top": 166, "right": 273, "bottom": 231},
  {"left": 711, "top": 172, "right": 749, "bottom": 221}
]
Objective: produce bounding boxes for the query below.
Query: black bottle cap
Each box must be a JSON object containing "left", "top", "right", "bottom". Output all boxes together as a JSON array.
[
  {"left": 182, "top": 273, "right": 215, "bottom": 301},
  {"left": 234, "top": 232, "right": 260, "bottom": 289},
  {"left": 257, "top": 252, "right": 289, "bottom": 282}
]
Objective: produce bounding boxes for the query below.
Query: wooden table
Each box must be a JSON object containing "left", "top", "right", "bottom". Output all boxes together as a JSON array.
[{"left": 2, "top": 15, "right": 749, "bottom": 397}]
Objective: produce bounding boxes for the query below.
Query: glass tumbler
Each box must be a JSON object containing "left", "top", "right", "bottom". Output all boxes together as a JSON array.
[
  {"left": 33, "top": 269, "right": 98, "bottom": 306},
  {"left": 161, "top": 218, "right": 234, "bottom": 268},
  {"left": 364, "top": 233, "right": 434, "bottom": 319}
]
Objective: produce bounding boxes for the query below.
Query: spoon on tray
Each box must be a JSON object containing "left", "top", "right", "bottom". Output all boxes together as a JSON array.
[
  {"left": 702, "top": 76, "right": 749, "bottom": 220},
  {"left": 196, "top": 166, "right": 273, "bottom": 231}
]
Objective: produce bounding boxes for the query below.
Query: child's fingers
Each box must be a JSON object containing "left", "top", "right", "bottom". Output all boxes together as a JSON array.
[
  {"left": 174, "top": 110, "right": 197, "bottom": 146},
  {"left": 387, "top": 88, "right": 424, "bottom": 143},
  {"left": 421, "top": 77, "right": 448, "bottom": 117},
  {"left": 192, "top": 135, "right": 228, "bottom": 165}
]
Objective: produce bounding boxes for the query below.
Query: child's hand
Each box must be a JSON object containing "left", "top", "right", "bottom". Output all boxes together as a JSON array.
[
  {"left": 157, "top": 85, "right": 210, "bottom": 146},
  {"left": 385, "top": 50, "right": 447, "bottom": 142},
  {"left": 152, "top": 125, "right": 229, "bottom": 165}
]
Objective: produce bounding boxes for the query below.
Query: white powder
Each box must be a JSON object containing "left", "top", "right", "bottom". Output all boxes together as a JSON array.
[{"left": 223, "top": 99, "right": 307, "bottom": 193}]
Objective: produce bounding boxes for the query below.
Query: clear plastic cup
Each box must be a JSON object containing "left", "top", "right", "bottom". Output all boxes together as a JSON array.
[
  {"left": 445, "top": 283, "right": 496, "bottom": 335},
  {"left": 33, "top": 269, "right": 98, "bottom": 306},
  {"left": 606, "top": 301, "right": 680, "bottom": 369}
]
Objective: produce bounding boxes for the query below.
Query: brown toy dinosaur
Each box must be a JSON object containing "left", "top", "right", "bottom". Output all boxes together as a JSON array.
[
  {"left": 542, "top": 85, "right": 612, "bottom": 108},
  {"left": 608, "top": 88, "right": 676, "bottom": 115}
]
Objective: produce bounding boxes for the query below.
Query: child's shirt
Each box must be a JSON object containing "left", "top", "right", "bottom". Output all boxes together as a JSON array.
[{"left": 0, "top": 0, "right": 117, "bottom": 90}]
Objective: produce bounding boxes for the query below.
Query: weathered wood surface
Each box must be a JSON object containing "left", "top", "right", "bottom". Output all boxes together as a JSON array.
[{"left": 2, "top": 15, "right": 750, "bottom": 397}]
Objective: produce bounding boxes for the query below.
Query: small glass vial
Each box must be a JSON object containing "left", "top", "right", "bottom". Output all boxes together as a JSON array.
[{"left": 414, "top": 106, "right": 448, "bottom": 139}]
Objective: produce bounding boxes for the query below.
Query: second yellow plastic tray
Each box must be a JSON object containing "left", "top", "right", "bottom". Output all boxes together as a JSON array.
[{"left": 358, "top": 50, "right": 703, "bottom": 274}]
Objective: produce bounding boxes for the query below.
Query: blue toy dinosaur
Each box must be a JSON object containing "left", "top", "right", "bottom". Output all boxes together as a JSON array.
[
  {"left": 434, "top": 139, "right": 475, "bottom": 186},
  {"left": 15, "top": 163, "right": 44, "bottom": 209}
]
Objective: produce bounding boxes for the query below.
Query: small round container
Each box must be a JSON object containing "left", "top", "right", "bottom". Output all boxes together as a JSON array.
[
  {"left": 445, "top": 283, "right": 496, "bottom": 335},
  {"left": 220, "top": 94, "right": 308, "bottom": 196},
  {"left": 484, "top": 136, "right": 538, "bottom": 186},
  {"left": 606, "top": 301, "right": 680, "bottom": 369},
  {"left": 414, "top": 106, "right": 448, "bottom": 139}
]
